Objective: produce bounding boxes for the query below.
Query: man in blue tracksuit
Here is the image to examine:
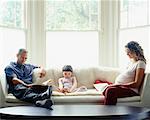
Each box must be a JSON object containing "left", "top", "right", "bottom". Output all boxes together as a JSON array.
[{"left": 4, "top": 48, "right": 53, "bottom": 109}]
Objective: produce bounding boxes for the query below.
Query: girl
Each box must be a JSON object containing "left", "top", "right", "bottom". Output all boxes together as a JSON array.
[{"left": 58, "top": 65, "right": 87, "bottom": 93}]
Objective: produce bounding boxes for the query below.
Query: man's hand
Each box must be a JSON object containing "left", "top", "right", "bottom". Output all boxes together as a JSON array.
[
  {"left": 39, "top": 68, "right": 46, "bottom": 78},
  {"left": 26, "top": 84, "right": 34, "bottom": 88},
  {"left": 12, "top": 78, "right": 29, "bottom": 86}
]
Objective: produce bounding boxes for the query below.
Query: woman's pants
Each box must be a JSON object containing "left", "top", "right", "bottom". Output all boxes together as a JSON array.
[{"left": 103, "top": 86, "right": 139, "bottom": 105}]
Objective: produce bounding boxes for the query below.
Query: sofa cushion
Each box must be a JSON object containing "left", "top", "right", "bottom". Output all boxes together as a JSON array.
[
  {"left": 93, "top": 67, "right": 120, "bottom": 84},
  {"left": 32, "top": 67, "right": 120, "bottom": 89},
  {"left": 32, "top": 68, "right": 59, "bottom": 86},
  {"left": 5, "top": 93, "right": 103, "bottom": 103},
  {"left": 118, "top": 96, "right": 141, "bottom": 103},
  {"left": 74, "top": 67, "right": 95, "bottom": 88},
  {"left": 6, "top": 93, "right": 141, "bottom": 104},
  {"left": 52, "top": 89, "right": 101, "bottom": 96},
  {"left": 6, "top": 94, "right": 26, "bottom": 103},
  {"left": 52, "top": 95, "right": 105, "bottom": 103}
]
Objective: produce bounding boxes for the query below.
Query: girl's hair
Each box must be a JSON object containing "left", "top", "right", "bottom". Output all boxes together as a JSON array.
[
  {"left": 62, "top": 65, "right": 73, "bottom": 72},
  {"left": 125, "top": 41, "right": 146, "bottom": 63}
]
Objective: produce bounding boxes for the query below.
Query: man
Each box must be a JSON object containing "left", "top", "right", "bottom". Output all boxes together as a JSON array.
[{"left": 4, "top": 48, "right": 53, "bottom": 109}]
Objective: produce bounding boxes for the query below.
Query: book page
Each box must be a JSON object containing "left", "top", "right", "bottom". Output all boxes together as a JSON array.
[
  {"left": 93, "top": 83, "right": 109, "bottom": 94},
  {"left": 33, "top": 79, "right": 53, "bottom": 86},
  {"left": 33, "top": 78, "right": 44, "bottom": 85}
]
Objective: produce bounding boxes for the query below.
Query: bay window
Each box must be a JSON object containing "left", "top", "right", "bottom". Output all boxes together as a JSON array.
[
  {"left": 46, "top": 0, "right": 100, "bottom": 68},
  {"left": 118, "top": 0, "right": 150, "bottom": 72},
  {"left": 0, "top": 0, "right": 26, "bottom": 72}
]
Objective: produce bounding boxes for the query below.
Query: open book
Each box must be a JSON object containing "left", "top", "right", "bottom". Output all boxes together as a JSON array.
[
  {"left": 33, "top": 79, "right": 54, "bottom": 86},
  {"left": 93, "top": 83, "right": 109, "bottom": 94}
]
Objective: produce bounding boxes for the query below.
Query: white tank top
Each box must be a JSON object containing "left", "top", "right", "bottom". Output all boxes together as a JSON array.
[
  {"left": 61, "top": 77, "right": 74, "bottom": 89},
  {"left": 115, "top": 60, "right": 146, "bottom": 93}
]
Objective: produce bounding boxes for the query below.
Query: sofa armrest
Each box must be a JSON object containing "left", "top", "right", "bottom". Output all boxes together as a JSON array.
[
  {"left": 140, "top": 72, "right": 150, "bottom": 107},
  {"left": 0, "top": 77, "right": 6, "bottom": 107},
  {"left": 0, "top": 73, "right": 7, "bottom": 97}
]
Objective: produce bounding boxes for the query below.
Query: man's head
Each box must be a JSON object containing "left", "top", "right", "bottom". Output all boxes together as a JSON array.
[{"left": 17, "top": 48, "right": 28, "bottom": 64}]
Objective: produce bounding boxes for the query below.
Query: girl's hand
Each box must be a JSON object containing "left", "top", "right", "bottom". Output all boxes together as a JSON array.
[
  {"left": 62, "top": 88, "right": 71, "bottom": 93},
  {"left": 63, "top": 88, "right": 68, "bottom": 92},
  {"left": 57, "top": 88, "right": 63, "bottom": 92},
  {"left": 66, "top": 89, "right": 71, "bottom": 93}
]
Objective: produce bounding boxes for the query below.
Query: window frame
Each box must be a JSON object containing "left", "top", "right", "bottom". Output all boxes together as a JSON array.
[
  {"left": 0, "top": 0, "right": 27, "bottom": 73},
  {"left": 45, "top": 0, "right": 101, "bottom": 68},
  {"left": 118, "top": 0, "right": 150, "bottom": 72}
]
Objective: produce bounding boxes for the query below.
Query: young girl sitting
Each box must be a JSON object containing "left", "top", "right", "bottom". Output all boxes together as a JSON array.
[{"left": 58, "top": 65, "right": 87, "bottom": 93}]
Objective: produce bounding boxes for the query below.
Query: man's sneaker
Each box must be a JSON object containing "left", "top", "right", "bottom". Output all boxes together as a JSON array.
[
  {"left": 35, "top": 99, "right": 53, "bottom": 110},
  {"left": 41, "top": 86, "right": 52, "bottom": 99}
]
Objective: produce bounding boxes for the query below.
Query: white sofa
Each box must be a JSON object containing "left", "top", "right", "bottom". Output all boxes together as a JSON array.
[{"left": 0, "top": 66, "right": 150, "bottom": 108}]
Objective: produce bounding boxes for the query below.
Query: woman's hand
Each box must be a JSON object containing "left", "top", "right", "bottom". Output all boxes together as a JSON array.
[
  {"left": 107, "top": 84, "right": 130, "bottom": 88},
  {"left": 109, "top": 84, "right": 121, "bottom": 87},
  {"left": 102, "top": 84, "right": 122, "bottom": 96}
]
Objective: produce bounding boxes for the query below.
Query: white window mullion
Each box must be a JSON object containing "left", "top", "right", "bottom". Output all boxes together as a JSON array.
[
  {"left": 100, "top": 0, "right": 119, "bottom": 67},
  {"left": 26, "top": 0, "right": 46, "bottom": 67}
]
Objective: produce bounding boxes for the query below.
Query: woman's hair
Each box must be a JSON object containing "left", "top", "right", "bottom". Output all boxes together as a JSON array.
[
  {"left": 62, "top": 65, "right": 73, "bottom": 72},
  {"left": 125, "top": 41, "right": 146, "bottom": 63}
]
